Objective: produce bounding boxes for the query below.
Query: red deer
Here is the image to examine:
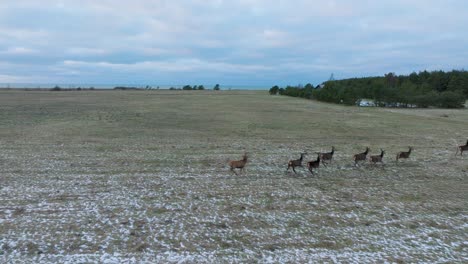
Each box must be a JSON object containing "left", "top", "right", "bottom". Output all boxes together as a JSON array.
[
  {"left": 228, "top": 153, "right": 248, "bottom": 175},
  {"left": 353, "top": 147, "right": 369, "bottom": 166},
  {"left": 396, "top": 147, "right": 412, "bottom": 161},
  {"left": 455, "top": 140, "right": 468, "bottom": 156},
  {"left": 370, "top": 149, "right": 385, "bottom": 164},
  {"left": 287, "top": 152, "right": 306, "bottom": 174},
  {"left": 307, "top": 153, "right": 321, "bottom": 174},
  {"left": 319, "top": 146, "right": 335, "bottom": 166}
]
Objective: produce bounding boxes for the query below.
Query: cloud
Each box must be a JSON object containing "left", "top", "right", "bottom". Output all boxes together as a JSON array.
[
  {"left": 0, "top": 72, "right": 56, "bottom": 83},
  {"left": 62, "top": 59, "right": 271, "bottom": 74},
  {"left": 66, "top": 48, "right": 109, "bottom": 56},
  {"left": 0, "top": 27, "right": 50, "bottom": 42},
  {"left": 0, "top": 1, "right": 467, "bottom": 86},
  {"left": 0, "top": 47, "right": 38, "bottom": 55},
  {"left": 0, "top": 74, "right": 30, "bottom": 83}
]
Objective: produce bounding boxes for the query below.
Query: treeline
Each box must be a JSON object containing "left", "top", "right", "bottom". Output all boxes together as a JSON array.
[
  {"left": 270, "top": 70, "right": 468, "bottom": 108},
  {"left": 47, "top": 84, "right": 222, "bottom": 91},
  {"left": 172, "top": 85, "right": 206, "bottom": 90},
  {"left": 114, "top": 86, "right": 142, "bottom": 90},
  {"left": 50, "top": 86, "right": 95, "bottom": 91},
  {"left": 269, "top": 83, "right": 317, "bottom": 98},
  {"left": 169, "top": 84, "right": 221, "bottom": 90}
]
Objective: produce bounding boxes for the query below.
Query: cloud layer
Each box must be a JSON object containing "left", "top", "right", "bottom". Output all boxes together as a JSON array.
[{"left": 1, "top": 0, "right": 467, "bottom": 87}]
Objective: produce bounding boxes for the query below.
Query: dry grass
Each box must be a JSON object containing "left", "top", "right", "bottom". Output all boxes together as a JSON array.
[{"left": 0, "top": 90, "right": 467, "bottom": 262}]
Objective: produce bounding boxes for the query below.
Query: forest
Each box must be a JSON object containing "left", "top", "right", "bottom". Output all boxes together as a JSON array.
[{"left": 270, "top": 70, "right": 468, "bottom": 108}]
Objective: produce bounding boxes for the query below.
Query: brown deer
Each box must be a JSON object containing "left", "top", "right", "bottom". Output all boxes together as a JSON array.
[
  {"left": 455, "top": 140, "right": 468, "bottom": 156},
  {"left": 307, "top": 153, "right": 321, "bottom": 174},
  {"left": 396, "top": 147, "right": 412, "bottom": 161},
  {"left": 228, "top": 153, "right": 248, "bottom": 175},
  {"left": 353, "top": 147, "right": 369, "bottom": 166},
  {"left": 287, "top": 152, "right": 306, "bottom": 174},
  {"left": 319, "top": 146, "right": 335, "bottom": 166},
  {"left": 370, "top": 149, "right": 385, "bottom": 164}
]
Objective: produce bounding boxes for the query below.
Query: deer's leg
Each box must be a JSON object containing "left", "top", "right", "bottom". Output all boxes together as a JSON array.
[
  {"left": 230, "top": 167, "right": 238, "bottom": 175},
  {"left": 292, "top": 166, "right": 297, "bottom": 174}
]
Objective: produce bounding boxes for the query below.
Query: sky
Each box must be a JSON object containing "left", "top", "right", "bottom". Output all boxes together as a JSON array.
[{"left": 0, "top": 0, "right": 468, "bottom": 88}]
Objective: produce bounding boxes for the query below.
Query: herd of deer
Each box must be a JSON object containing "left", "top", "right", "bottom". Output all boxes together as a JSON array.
[{"left": 228, "top": 140, "right": 468, "bottom": 175}]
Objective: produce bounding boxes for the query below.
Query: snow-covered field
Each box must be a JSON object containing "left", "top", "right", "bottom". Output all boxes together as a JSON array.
[{"left": 1, "top": 90, "right": 467, "bottom": 263}]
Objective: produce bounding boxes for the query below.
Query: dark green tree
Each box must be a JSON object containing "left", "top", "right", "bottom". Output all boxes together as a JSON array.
[{"left": 269, "top": 85, "right": 279, "bottom": 95}]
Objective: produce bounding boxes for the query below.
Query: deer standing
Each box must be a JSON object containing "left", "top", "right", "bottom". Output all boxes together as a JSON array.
[
  {"left": 287, "top": 152, "right": 306, "bottom": 174},
  {"left": 396, "top": 147, "right": 412, "bottom": 161},
  {"left": 307, "top": 153, "right": 321, "bottom": 174},
  {"left": 353, "top": 147, "right": 369, "bottom": 166},
  {"left": 370, "top": 149, "right": 385, "bottom": 164},
  {"left": 455, "top": 140, "right": 468, "bottom": 156},
  {"left": 319, "top": 146, "right": 335, "bottom": 166},
  {"left": 228, "top": 153, "right": 248, "bottom": 175}
]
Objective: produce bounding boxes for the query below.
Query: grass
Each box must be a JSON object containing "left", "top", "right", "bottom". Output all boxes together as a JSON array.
[{"left": 0, "top": 89, "right": 467, "bottom": 262}]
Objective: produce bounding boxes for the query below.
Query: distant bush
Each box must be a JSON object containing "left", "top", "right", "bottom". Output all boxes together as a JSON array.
[
  {"left": 50, "top": 86, "right": 61, "bottom": 91},
  {"left": 114, "top": 86, "right": 142, "bottom": 90},
  {"left": 274, "top": 84, "right": 315, "bottom": 99},
  {"left": 269, "top": 85, "right": 279, "bottom": 95},
  {"left": 178, "top": 85, "right": 208, "bottom": 90}
]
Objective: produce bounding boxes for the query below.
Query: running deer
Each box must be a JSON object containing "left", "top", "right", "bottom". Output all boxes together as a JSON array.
[
  {"left": 228, "top": 153, "right": 248, "bottom": 175},
  {"left": 455, "top": 140, "right": 468, "bottom": 156},
  {"left": 353, "top": 147, "right": 369, "bottom": 166},
  {"left": 287, "top": 152, "right": 306, "bottom": 174},
  {"left": 396, "top": 147, "right": 412, "bottom": 161},
  {"left": 307, "top": 153, "right": 321, "bottom": 174},
  {"left": 319, "top": 146, "right": 335, "bottom": 166},
  {"left": 370, "top": 149, "right": 385, "bottom": 164}
]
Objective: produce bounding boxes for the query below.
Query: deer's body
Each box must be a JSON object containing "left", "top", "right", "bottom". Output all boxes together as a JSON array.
[
  {"left": 396, "top": 147, "right": 412, "bottom": 161},
  {"left": 370, "top": 149, "right": 385, "bottom": 164},
  {"left": 287, "top": 153, "right": 306, "bottom": 174},
  {"left": 353, "top": 147, "right": 369, "bottom": 166},
  {"left": 229, "top": 153, "right": 248, "bottom": 175},
  {"left": 320, "top": 146, "right": 335, "bottom": 166},
  {"left": 455, "top": 140, "right": 468, "bottom": 156},
  {"left": 307, "top": 154, "right": 321, "bottom": 174}
]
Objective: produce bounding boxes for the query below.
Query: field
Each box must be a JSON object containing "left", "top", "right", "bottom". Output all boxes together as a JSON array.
[{"left": 0, "top": 90, "right": 467, "bottom": 263}]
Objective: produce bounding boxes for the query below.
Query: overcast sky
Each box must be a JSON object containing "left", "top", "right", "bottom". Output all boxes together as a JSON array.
[{"left": 1, "top": 0, "right": 467, "bottom": 87}]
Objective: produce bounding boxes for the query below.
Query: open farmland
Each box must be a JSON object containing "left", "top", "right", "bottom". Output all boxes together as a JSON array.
[{"left": 0, "top": 90, "right": 467, "bottom": 263}]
